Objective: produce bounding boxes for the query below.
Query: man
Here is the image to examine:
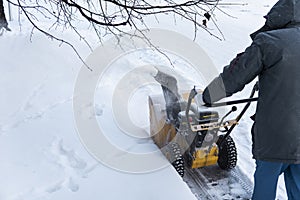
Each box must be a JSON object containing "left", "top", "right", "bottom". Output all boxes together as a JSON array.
[{"left": 196, "top": 0, "right": 300, "bottom": 199}]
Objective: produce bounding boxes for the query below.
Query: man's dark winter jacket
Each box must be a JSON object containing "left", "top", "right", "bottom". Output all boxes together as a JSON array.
[{"left": 202, "top": 0, "right": 300, "bottom": 164}]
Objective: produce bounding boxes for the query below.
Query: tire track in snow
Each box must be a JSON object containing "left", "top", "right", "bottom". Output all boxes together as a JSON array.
[
  {"left": 230, "top": 167, "right": 253, "bottom": 196},
  {"left": 184, "top": 168, "right": 216, "bottom": 200},
  {"left": 184, "top": 166, "right": 252, "bottom": 200}
]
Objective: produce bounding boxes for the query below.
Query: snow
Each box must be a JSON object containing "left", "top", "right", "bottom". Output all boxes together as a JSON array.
[{"left": 0, "top": 0, "right": 289, "bottom": 199}]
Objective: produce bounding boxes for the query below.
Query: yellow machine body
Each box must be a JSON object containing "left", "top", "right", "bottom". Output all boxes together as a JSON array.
[
  {"left": 149, "top": 95, "right": 177, "bottom": 148},
  {"left": 191, "top": 146, "right": 219, "bottom": 168},
  {"left": 149, "top": 93, "right": 229, "bottom": 169}
]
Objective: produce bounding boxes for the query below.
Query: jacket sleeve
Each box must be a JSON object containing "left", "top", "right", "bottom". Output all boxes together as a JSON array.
[{"left": 203, "top": 38, "right": 264, "bottom": 104}]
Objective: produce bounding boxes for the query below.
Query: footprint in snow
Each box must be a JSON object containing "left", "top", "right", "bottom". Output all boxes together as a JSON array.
[
  {"left": 53, "top": 139, "right": 87, "bottom": 170},
  {"left": 67, "top": 177, "right": 79, "bottom": 192},
  {"left": 95, "top": 104, "right": 105, "bottom": 116}
]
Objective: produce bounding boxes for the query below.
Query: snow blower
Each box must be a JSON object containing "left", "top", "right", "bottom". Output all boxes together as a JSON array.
[{"left": 149, "top": 71, "right": 258, "bottom": 177}]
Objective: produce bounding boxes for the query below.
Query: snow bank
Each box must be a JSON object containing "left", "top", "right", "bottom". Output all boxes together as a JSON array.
[{"left": 0, "top": 32, "right": 196, "bottom": 200}]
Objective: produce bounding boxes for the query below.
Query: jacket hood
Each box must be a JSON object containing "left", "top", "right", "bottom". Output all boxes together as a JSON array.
[{"left": 251, "top": 0, "right": 300, "bottom": 39}]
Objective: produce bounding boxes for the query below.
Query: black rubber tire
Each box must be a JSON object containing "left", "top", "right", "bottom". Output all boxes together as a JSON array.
[
  {"left": 170, "top": 142, "right": 185, "bottom": 177},
  {"left": 217, "top": 135, "right": 237, "bottom": 170}
]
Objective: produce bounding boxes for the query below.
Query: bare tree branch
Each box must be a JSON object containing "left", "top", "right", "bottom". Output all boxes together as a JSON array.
[{"left": 2, "top": 0, "right": 243, "bottom": 68}]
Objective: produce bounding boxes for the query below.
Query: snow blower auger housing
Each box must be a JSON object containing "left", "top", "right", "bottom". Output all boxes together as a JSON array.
[{"left": 149, "top": 71, "right": 258, "bottom": 177}]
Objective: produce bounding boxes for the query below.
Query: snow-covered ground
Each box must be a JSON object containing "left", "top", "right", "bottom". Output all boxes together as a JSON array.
[{"left": 1, "top": 0, "right": 288, "bottom": 200}]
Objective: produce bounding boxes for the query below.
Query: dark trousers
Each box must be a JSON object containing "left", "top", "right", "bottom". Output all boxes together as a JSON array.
[{"left": 252, "top": 160, "right": 300, "bottom": 200}]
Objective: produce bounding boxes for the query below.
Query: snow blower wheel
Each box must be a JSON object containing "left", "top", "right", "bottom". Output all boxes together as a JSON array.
[
  {"left": 168, "top": 142, "right": 185, "bottom": 177},
  {"left": 217, "top": 135, "right": 237, "bottom": 170}
]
